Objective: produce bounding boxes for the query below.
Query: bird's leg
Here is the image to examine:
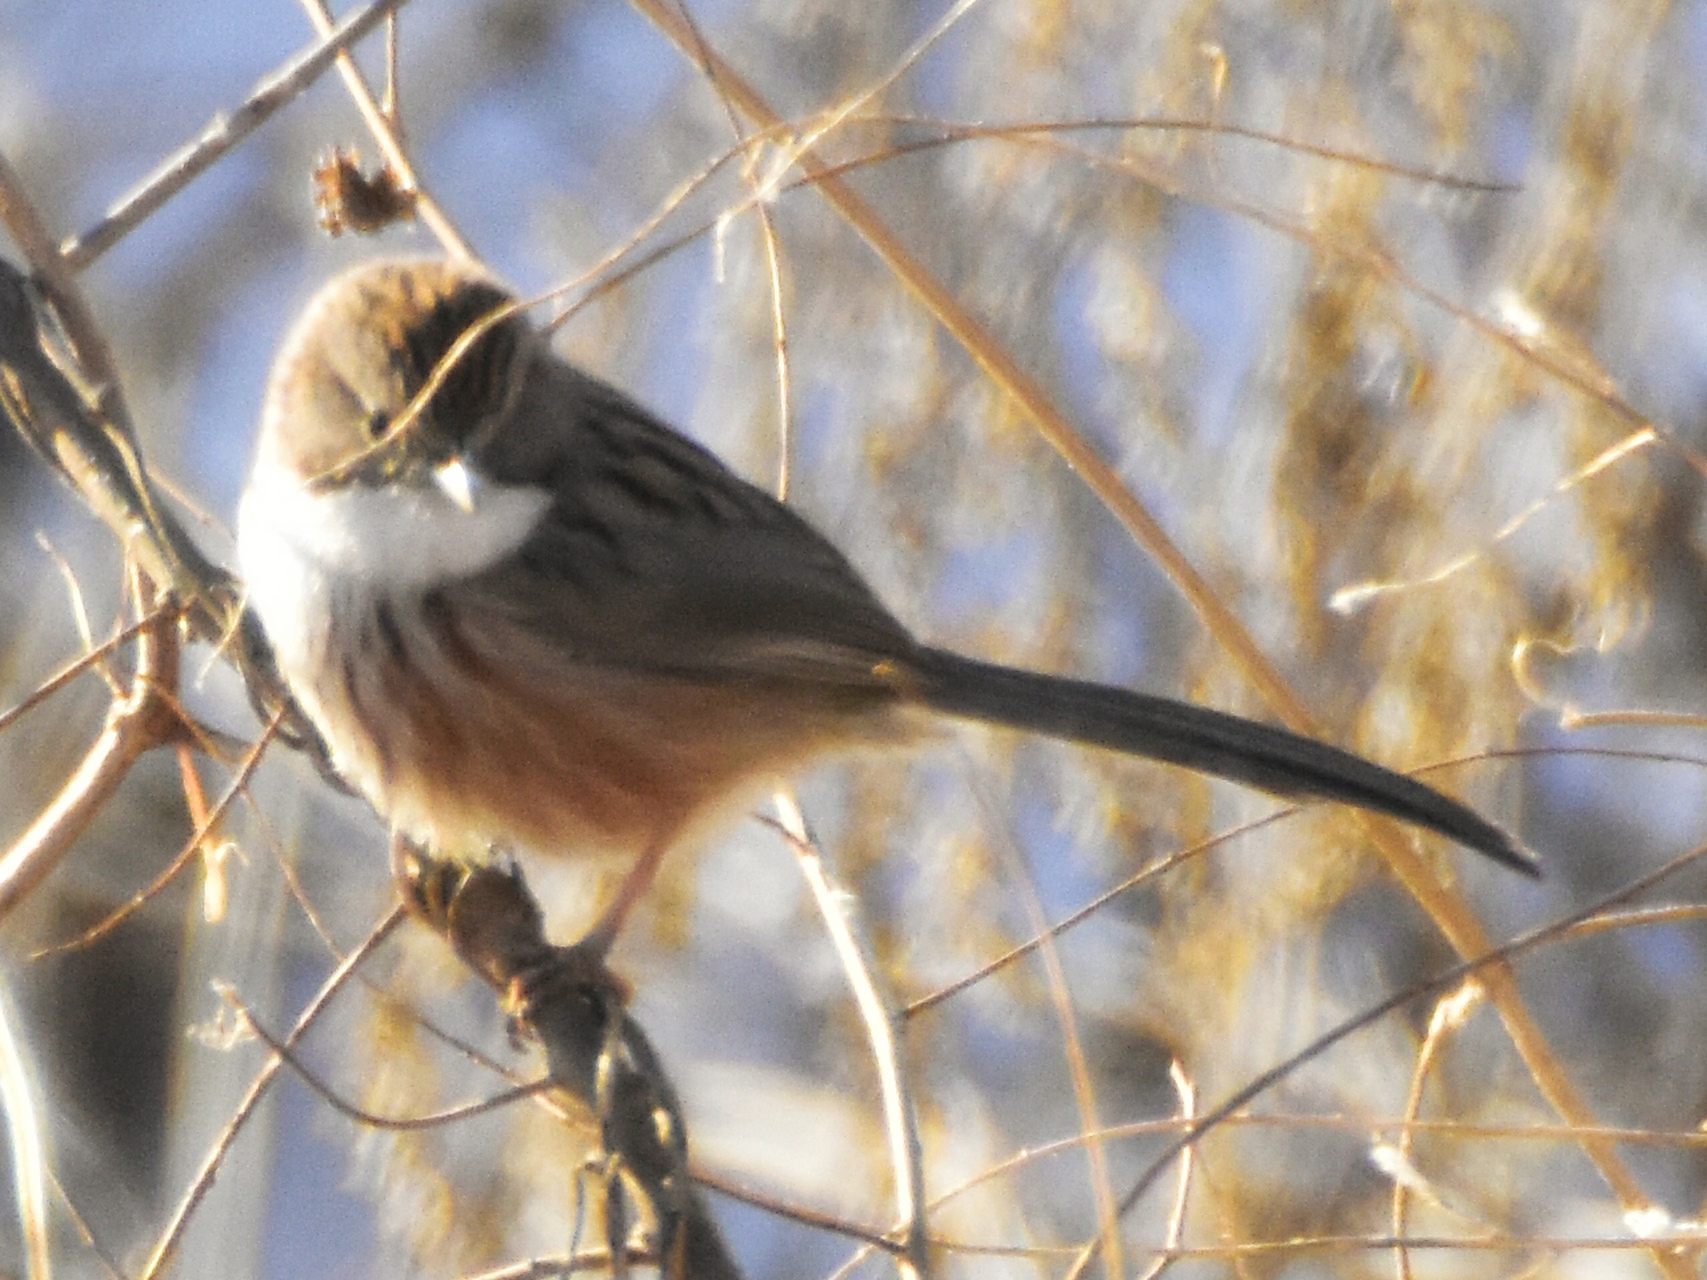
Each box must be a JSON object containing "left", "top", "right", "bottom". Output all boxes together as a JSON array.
[
  {"left": 573, "top": 834, "right": 673, "bottom": 962},
  {"left": 392, "top": 832, "right": 670, "bottom": 1013},
  {"left": 496, "top": 838, "right": 671, "bottom": 1020}
]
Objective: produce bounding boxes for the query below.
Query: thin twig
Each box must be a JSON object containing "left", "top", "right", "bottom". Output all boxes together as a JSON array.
[
  {"left": 58, "top": 0, "right": 414, "bottom": 271},
  {"left": 1131, "top": 1061, "right": 1197, "bottom": 1280},
  {"left": 35, "top": 531, "right": 121, "bottom": 695},
  {"left": 766, "top": 798, "right": 929, "bottom": 1280},
  {"left": 1388, "top": 981, "right": 1491, "bottom": 1280},
  {"left": 139, "top": 904, "right": 405, "bottom": 1280},
  {"left": 962, "top": 763, "right": 1123, "bottom": 1278},
  {"left": 905, "top": 805, "right": 1295, "bottom": 1016},
  {"left": 695, "top": 1169, "right": 908, "bottom": 1256},
  {"left": 295, "top": 0, "right": 473, "bottom": 258},
  {"left": 0, "top": 974, "right": 51, "bottom": 1280},
  {"left": 0, "top": 604, "right": 172, "bottom": 735},
  {"left": 47, "top": 1166, "right": 127, "bottom": 1280},
  {"left": 229, "top": 993, "right": 553, "bottom": 1131},
  {"left": 913, "top": 1105, "right": 1707, "bottom": 1226},
  {"left": 0, "top": 595, "right": 182, "bottom": 925},
  {"left": 866, "top": 113, "right": 1521, "bottom": 191},
  {"left": 671, "top": 0, "right": 797, "bottom": 501},
  {"left": 1061, "top": 837, "right": 1707, "bottom": 1279},
  {"left": 28, "top": 707, "right": 284, "bottom": 958}
]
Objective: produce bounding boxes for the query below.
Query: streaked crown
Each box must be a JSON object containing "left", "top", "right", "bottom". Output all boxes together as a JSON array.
[{"left": 254, "top": 259, "right": 532, "bottom": 488}]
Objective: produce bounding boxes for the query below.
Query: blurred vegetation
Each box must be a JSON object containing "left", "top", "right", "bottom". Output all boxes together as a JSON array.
[{"left": 3, "top": 0, "right": 1707, "bottom": 1277}]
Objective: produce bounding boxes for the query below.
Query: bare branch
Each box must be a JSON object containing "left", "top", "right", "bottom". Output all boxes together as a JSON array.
[
  {"left": 0, "top": 247, "right": 331, "bottom": 782},
  {"left": 766, "top": 798, "right": 929, "bottom": 1280},
  {"left": 296, "top": 0, "right": 473, "bottom": 257},
  {"left": 0, "top": 605, "right": 172, "bottom": 735},
  {"left": 58, "top": 0, "right": 415, "bottom": 272},
  {"left": 396, "top": 850, "right": 744, "bottom": 1280},
  {"left": 27, "top": 708, "right": 285, "bottom": 957},
  {"left": 229, "top": 992, "right": 554, "bottom": 1131},
  {"left": 0, "top": 594, "right": 182, "bottom": 924},
  {"left": 1061, "top": 839, "right": 1707, "bottom": 1279},
  {"left": 140, "top": 905, "right": 406, "bottom": 1280}
]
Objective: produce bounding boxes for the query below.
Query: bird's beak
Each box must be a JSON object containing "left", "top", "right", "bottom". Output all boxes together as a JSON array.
[{"left": 433, "top": 458, "right": 479, "bottom": 513}]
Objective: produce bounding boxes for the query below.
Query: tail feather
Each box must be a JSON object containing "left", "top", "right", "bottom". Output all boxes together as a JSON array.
[{"left": 909, "top": 647, "right": 1535, "bottom": 877}]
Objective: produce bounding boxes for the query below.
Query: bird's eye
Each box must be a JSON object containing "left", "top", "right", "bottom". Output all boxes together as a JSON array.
[{"left": 364, "top": 409, "right": 391, "bottom": 440}]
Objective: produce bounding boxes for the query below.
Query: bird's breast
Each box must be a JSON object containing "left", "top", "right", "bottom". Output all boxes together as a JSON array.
[{"left": 234, "top": 469, "right": 902, "bottom": 864}]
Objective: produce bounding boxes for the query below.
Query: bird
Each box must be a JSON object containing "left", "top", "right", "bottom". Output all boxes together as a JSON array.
[{"left": 236, "top": 257, "right": 1535, "bottom": 958}]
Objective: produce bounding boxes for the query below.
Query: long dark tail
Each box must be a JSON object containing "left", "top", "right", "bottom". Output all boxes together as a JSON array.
[{"left": 908, "top": 647, "right": 1536, "bottom": 876}]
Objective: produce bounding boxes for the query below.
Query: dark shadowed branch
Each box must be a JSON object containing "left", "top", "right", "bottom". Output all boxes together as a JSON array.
[{"left": 398, "top": 849, "right": 745, "bottom": 1280}]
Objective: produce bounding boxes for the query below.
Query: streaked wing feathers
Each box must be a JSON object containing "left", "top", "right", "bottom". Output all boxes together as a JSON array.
[{"left": 466, "top": 358, "right": 917, "bottom": 687}]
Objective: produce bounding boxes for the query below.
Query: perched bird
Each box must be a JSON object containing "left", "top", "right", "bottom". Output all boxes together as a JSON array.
[{"left": 237, "top": 258, "right": 1534, "bottom": 956}]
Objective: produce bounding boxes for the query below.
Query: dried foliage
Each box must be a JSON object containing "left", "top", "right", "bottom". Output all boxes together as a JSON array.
[{"left": 2, "top": 1, "right": 1707, "bottom": 1278}]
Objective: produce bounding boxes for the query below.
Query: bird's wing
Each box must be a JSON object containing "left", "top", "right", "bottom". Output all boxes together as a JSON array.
[{"left": 460, "top": 359, "right": 918, "bottom": 688}]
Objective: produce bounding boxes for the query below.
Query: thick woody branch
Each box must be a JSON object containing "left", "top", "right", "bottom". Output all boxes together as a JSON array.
[
  {"left": 0, "top": 163, "right": 338, "bottom": 921},
  {"left": 0, "top": 258, "right": 230, "bottom": 631},
  {"left": 398, "top": 852, "right": 743, "bottom": 1280},
  {"left": 0, "top": 251, "right": 328, "bottom": 772}
]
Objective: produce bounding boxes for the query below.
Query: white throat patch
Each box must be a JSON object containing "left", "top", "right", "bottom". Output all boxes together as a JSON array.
[{"left": 236, "top": 469, "right": 550, "bottom": 673}]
